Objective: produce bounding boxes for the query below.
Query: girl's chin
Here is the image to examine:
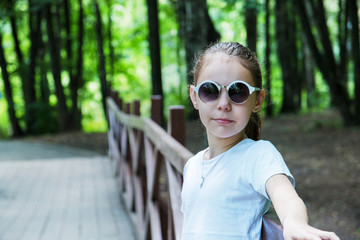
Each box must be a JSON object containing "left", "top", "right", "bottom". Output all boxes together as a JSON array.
[{"left": 208, "top": 130, "right": 245, "bottom": 141}]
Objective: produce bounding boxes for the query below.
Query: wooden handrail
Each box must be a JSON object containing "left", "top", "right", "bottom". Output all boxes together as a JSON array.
[
  {"left": 107, "top": 93, "right": 284, "bottom": 240},
  {"left": 107, "top": 98, "right": 192, "bottom": 173}
]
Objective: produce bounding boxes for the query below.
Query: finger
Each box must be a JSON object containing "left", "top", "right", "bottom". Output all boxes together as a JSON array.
[
  {"left": 320, "top": 232, "right": 340, "bottom": 240},
  {"left": 309, "top": 227, "right": 340, "bottom": 240}
]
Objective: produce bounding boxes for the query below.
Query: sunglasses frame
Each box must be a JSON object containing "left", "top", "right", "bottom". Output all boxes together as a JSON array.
[{"left": 192, "top": 80, "right": 261, "bottom": 104}]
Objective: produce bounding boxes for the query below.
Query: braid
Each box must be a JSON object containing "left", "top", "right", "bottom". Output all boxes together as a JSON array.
[{"left": 245, "top": 112, "right": 262, "bottom": 141}]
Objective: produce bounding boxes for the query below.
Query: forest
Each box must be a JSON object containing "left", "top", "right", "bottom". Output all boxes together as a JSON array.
[{"left": 0, "top": 0, "right": 359, "bottom": 138}]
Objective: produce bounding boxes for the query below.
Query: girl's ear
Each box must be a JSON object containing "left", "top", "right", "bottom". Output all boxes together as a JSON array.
[
  {"left": 189, "top": 85, "right": 199, "bottom": 110},
  {"left": 253, "top": 89, "right": 265, "bottom": 113}
]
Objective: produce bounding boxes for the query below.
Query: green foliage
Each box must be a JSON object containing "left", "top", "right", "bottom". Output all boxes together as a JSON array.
[
  {"left": 207, "top": 0, "right": 247, "bottom": 42},
  {"left": 0, "top": 96, "right": 10, "bottom": 138},
  {"left": 0, "top": 0, "right": 355, "bottom": 137}
]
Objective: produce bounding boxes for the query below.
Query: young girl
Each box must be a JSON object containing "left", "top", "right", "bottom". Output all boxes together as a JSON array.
[{"left": 181, "top": 42, "right": 339, "bottom": 240}]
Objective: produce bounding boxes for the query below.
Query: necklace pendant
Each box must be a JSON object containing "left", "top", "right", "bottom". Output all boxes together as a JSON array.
[{"left": 200, "top": 176, "right": 205, "bottom": 188}]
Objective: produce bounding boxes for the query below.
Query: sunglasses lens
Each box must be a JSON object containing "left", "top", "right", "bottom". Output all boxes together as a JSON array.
[
  {"left": 198, "top": 82, "right": 219, "bottom": 102},
  {"left": 228, "top": 82, "right": 249, "bottom": 104}
]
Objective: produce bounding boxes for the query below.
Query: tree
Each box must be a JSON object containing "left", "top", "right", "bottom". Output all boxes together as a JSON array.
[
  {"left": 106, "top": 0, "right": 115, "bottom": 85},
  {"left": 26, "top": 0, "right": 42, "bottom": 134},
  {"left": 94, "top": 1, "right": 110, "bottom": 121},
  {"left": 348, "top": 0, "right": 360, "bottom": 122},
  {"left": 0, "top": 32, "right": 23, "bottom": 137},
  {"left": 276, "top": 0, "right": 302, "bottom": 113},
  {"left": 295, "top": 0, "right": 357, "bottom": 124},
  {"left": 146, "top": 0, "right": 163, "bottom": 96},
  {"left": 245, "top": 0, "right": 258, "bottom": 52},
  {"left": 45, "top": 3, "right": 70, "bottom": 131},
  {"left": 264, "top": 0, "right": 273, "bottom": 116},
  {"left": 69, "top": 0, "right": 85, "bottom": 130},
  {"left": 176, "top": 0, "right": 220, "bottom": 84}
]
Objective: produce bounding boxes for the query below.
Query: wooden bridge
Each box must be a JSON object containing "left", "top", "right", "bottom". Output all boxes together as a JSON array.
[
  {"left": 0, "top": 144, "right": 137, "bottom": 240},
  {"left": 0, "top": 92, "right": 284, "bottom": 240}
]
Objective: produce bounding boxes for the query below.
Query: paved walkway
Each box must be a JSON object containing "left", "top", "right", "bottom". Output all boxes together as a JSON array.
[{"left": 0, "top": 140, "right": 137, "bottom": 240}]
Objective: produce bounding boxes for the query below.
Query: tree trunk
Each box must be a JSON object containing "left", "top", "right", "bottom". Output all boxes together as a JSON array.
[
  {"left": 0, "top": 32, "right": 23, "bottom": 137},
  {"left": 276, "top": 0, "right": 300, "bottom": 113},
  {"left": 63, "top": 0, "right": 81, "bottom": 130},
  {"left": 245, "top": 0, "right": 258, "bottom": 52},
  {"left": 107, "top": 0, "right": 115, "bottom": 85},
  {"left": 70, "top": 0, "right": 84, "bottom": 130},
  {"left": 177, "top": 0, "right": 214, "bottom": 84},
  {"left": 264, "top": 0, "right": 273, "bottom": 116},
  {"left": 26, "top": 0, "right": 42, "bottom": 134},
  {"left": 338, "top": 0, "right": 348, "bottom": 84},
  {"left": 295, "top": 0, "right": 354, "bottom": 124},
  {"left": 146, "top": 0, "right": 163, "bottom": 96},
  {"left": 45, "top": 3, "right": 70, "bottom": 131},
  {"left": 176, "top": 0, "right": 220, "bottom": 119},
  {"left": 9, "top": 0, "right": 29, "bottom": 131},
  {"left": 38, "top": 23, "right": 51, "bottom": 105},
  {"left": 348, "top": 0, "right": 360, "bottom": 122},
  {"left": 9, "top": 3, "right": 23, "bottom": 64},
  {"left": 302, "top": 33, "right": 315, "bottom": 109},
  {"left": 205, "top": 5, "right": 221, "bottom": 44},
  {"left": 94, "top": 1, "right": 109, "bottom": 121}
]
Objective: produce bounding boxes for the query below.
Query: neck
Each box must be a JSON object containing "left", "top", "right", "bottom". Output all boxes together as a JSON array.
[{"left": 204, "top": 131, "right": 247, "bottom": 160}]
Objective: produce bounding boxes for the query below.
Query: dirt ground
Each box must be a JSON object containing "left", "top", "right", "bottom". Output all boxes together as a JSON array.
[
  {"left": 261, "top": 111, "right": 360, "bottom": 240},
  {"left": 27, "top": 110, "right": 360, "bottom": 239}
]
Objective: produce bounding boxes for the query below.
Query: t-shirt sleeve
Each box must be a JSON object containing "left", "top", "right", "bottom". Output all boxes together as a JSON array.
[{"left": 245, "top": 141, "right": 295, "bottom": 199}]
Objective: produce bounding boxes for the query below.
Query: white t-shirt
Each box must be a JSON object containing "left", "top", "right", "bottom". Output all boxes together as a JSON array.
[{"left": 181, "top": 139, "right": 295, "bottom": 240}]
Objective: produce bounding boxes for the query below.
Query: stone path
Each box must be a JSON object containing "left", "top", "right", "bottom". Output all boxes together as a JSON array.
[{"left": 0, "top": 140, "right": 137, "bottom": 240}]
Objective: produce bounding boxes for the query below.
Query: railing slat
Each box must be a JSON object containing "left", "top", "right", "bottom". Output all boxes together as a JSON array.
[
  {"left": 165, "top": 161, "right": 183, "bottom": 240},
  {"left": 149, "top": 201, "right": 163, "bottom": 240}
]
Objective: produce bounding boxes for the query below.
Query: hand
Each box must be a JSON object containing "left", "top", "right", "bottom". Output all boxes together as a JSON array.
[{"left": 282, "top": 218, "right": 340, "bottom": 240}]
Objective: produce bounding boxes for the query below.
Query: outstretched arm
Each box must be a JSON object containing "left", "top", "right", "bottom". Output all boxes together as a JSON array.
[{"left": 266, "top": 174, "right": 340, "bottom": 240}]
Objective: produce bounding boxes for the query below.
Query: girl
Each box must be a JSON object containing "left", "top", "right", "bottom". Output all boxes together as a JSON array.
[{"left": 181, "top": 42, "right": 339, "bottom": 240}]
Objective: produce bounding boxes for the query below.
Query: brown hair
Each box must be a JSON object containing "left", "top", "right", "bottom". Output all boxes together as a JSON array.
[{"left": 191, "top": 42, "right": 263, "bottom": 141}]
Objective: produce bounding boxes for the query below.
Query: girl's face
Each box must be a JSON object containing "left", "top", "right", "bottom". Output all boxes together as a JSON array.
[{"left": 190, "top": 53, "right": 264, "bottom": 143}]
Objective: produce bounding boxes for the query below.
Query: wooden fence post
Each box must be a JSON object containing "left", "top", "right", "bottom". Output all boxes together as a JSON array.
[
  {"left": 111, "top": 90, "right": 123, "bottom": 110},
  {"left": 151, "top": 95, "right": 163, "bottom": 126},
  {"left": 167, "top": 105, "right": 185, "bottom": 240},
  {"left": 125, "top": 103, "right": 131, "bottom": 114},
  {"left": 168, "top": 106, "right": 185, "bottom": 146},
  {"left": 133, "top": 100, "right": 141, "bottom": 116}
]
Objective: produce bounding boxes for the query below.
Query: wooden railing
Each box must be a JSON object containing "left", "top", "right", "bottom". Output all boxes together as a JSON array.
[{"left": 107, "top": 92, "right": 284, "bottom": 240}]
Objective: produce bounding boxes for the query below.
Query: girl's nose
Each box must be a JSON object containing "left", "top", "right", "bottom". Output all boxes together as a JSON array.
[{"left": 216, "top": 89, "right": 231, "bottom": 111}]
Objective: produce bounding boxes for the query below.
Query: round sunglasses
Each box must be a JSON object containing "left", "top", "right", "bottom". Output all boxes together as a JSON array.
[{"left": 192, "top": 80, "right": 260, "bottom": 104}]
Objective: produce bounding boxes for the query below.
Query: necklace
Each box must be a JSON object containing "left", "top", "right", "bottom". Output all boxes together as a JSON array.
[{"left": 200, "top": 152, "right": 225, "bottom": 188}]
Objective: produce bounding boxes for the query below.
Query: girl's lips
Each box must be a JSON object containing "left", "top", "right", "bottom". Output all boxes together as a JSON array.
[{"left": 215, "top": 118, "right": 233, "bottom": 124}]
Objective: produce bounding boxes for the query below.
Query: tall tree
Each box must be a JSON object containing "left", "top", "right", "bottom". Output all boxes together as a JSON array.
[
  {"left": 348, "top": 0, "right": 360, "bottom": 121},
  {"left": 302, "top": 33, "right": 316, "bottom": 109},
  {"left": 176, "top": 0, "right": 220, "bottom": 84},
  {"left": 264, "top": 0, "right": 273, "bottom": 116},
  {"left": 63, "top": 0, "right": 81, "bottom": 129},
  {"left": 107, "top": 0, "right": 115, "bottom": 85},
  {"left": 0, "top": 32, "right": 23, "bottom": 137},
  {"left": 245, "top": 0, "right": 258, "bottom": 52},
  {"left": 26, "top": 0, "right": 42, "bottom": 134},
  {"left": 276, "top": 0, "right": 301, "bottom": 113},
  {"left": 295, "top": 0, "right": 356, "bottom": 124},
  {"left": 146, "top": 0, "right": 163, "bottom": 96},
  {"left": 94, "top": 1, "right": 110, "bottom": 121},
  {"left": 69, "top": 0, "right": 85, "bottom": 130},
  {"left": 45, "top": 3, "right": 70, "bottom": 131}
]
